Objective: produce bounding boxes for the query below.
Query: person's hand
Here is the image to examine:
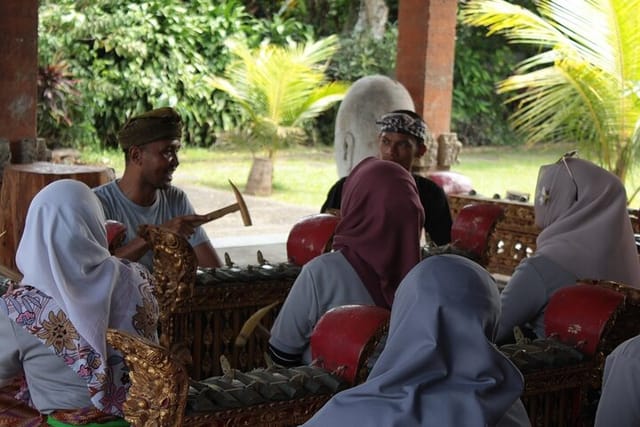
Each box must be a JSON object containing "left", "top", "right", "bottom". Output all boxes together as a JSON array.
[{"left": 161, "top": 214, "right": 207, "bottom": 239}]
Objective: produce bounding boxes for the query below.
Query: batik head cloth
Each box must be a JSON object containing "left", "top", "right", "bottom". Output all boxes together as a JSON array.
[
  {"left": 375, "top": 111, "right": 427, "bottom": 143},
  {"left": 118, "top": 107, "right": 182, "bottom": 149}
]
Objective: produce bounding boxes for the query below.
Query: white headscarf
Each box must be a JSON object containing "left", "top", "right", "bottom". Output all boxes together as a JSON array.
[
  {"left": 303, "top": 254, "right": 524, "bottom": 427},
  {"left": 3, "top": 179, "right": 158, "bottom": 416},
  {"left": 534, "top": 156, "right": 640, "bottom": 288}
]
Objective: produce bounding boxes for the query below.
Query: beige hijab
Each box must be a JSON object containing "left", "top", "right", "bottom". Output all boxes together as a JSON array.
[{"left": 534, "top": 156, "right": 640, "bottom": 288}]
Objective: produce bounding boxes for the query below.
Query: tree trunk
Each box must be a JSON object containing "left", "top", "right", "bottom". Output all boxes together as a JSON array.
[
  {"left": 353, "top": 0, "right": 389, "bottom": 40},
  {"left": 244, "top": 157, "right": 273, "bottom": 196}
]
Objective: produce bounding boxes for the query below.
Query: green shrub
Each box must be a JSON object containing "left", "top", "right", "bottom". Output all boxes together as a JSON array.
[
  {"left": 309, "top": 26, "right": 399, "bottom": 146},
  {"left": 452, "top": 24, "right": 523, "bottom": 146},
  {"left": 38, "top": 0, "right": 317, "bottom": 151}
]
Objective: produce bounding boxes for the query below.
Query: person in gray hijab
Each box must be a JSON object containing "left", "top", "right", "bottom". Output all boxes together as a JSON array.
[
  {"left": 302, "top": 254, "right": 530, "bottom": 427},
  {"left": 496, "top": 153, "right": 640, "bottom": 344},
  {"left": 594, "top": 334, "right": 640, "bottom": 426}
]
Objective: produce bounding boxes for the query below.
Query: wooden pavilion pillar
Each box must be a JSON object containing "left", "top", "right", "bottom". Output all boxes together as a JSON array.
[
  {"left": 0, "top": 1, "right": 113, "bottom": 273},
  {"left": 0, "top": 0, "right": 38, "bottom": 163},
  {"left": 396, "top": 0, "right": 459, "bottom": 172}
]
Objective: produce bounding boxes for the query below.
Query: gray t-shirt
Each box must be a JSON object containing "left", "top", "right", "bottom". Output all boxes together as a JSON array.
[
  {"left": 496, "top": 254, "right": 577, "bottom": 342},
  {"left": 269, "top": 251, "right": 375, "bottom": 364},
  {"left": 595, "top": 335, "right": 640, "bottom": 427},
  {"left": 94, "top": 180, "right": 209, "bottom": 271},
  {"left": 0, "top": 311, "right": 93, "bottom": 413}
]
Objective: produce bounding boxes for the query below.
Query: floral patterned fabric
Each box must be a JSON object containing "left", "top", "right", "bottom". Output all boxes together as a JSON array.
[
  {"left": 2, "top": 276, "right": 157, "bottom": 417},
  {"left": 1, "top": 179, "right": 160, "bottom": 419}
]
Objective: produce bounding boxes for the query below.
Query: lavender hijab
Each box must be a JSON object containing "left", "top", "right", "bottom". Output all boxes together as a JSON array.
[
  {"left": 534, "top": 156, "right": 640, "bottom": 288},
  {"left": 332, "top": 157, "right": 424, "bottom": 308},
  {"left": 303, "top": 255, "right": 525, "bottom": 426}
]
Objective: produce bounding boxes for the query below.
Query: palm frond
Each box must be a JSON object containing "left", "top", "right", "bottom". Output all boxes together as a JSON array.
[
  {"left": 461, "top": 0, "right": 640, "bottom": 182},
  {"left": 204, "top": 35, "right": 348, "bottom": 158},
  {"left": 460, "top": 0, "right": 565, "bottom": 48}
]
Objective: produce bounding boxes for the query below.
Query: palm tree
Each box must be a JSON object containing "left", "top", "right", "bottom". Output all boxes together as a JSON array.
[
  {"left": 207, "top": 36, "right": 349, "bottom": 196},
  {"left": 460, "top": 0, "right": 640, "bottom": 192}
]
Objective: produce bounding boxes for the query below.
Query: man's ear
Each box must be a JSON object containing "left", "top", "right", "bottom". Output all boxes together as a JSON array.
[
  {"left": 129, "top": 146, "right": 143, "bottom": 165},
  {"left": 415, "top": 143, "right": 427, "bottom": 159}
]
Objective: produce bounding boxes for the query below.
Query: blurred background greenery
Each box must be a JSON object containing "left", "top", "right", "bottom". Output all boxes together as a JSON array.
[
  {"left": 41, "top": 0, "right": 640, "bottom": 205},
  {"left": 85, "top": 142, "right": 639, "bottom": 209},
  {"left": 37, "top": 0, "right": 533, "bottom": 151}
]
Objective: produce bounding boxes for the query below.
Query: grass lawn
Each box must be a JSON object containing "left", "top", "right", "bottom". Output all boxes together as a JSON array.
[{"left": 82, "top": 142, "right": 640, "bottom": 208}]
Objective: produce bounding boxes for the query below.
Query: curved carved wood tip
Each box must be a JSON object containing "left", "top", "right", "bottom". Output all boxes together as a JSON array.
[
  {"left": 235, "top": 300, "right": 282, "bottom": 348},
  {"left": 107, "top": 328, "right": 190, "bottom": 427},
  {"left": 137, "top": 224, "right": 197, "bottom": 321}
]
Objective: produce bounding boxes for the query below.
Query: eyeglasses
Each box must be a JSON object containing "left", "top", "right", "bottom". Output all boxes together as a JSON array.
[{"left": 557, "top": 150, "right": 578, "bottom": 201}]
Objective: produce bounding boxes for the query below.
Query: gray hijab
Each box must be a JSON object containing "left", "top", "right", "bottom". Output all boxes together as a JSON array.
[
  {"left": 534, "top": 156, "right": 640, "bottom": 288},
  {"left": 303, "top": 255, "right": 525, "bottom": 427}
]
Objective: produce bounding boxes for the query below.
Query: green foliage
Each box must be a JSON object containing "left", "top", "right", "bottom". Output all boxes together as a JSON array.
[
  {"left": 245, "top": 0, "right": 360, "bottom": 36},
  {"left": 460, "top": 0, "right": 640, "bottom": 183},
  {"left": 36, "top": 58, "right": 90, "bottom": 148},
  {"left": 36, "top": 0, "right": 540, "bottom": 153},
  {"left": 206, "top": 36, "right": 349, "bottom": 159},
  {"left": 247, "top": 14, "right": 315, "bottom": 45},
  {"left": 38, "top": 0, "right": 317, "bottom": 151},
  {"left": 452, "top": 23, "right": 523, "bottom": 146},
  {"left": 327, "top": 25, "right": 398, "bottom": 82}
]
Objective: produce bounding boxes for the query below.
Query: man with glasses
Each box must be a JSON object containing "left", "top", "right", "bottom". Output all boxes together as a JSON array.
[{"left": 94, "top": 107, "right": 222, "bottom": 272}]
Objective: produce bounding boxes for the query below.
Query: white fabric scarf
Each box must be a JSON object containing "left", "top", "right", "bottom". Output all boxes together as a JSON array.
[{"left": 14, "top": 179, "right": 158, "bottom": 415}]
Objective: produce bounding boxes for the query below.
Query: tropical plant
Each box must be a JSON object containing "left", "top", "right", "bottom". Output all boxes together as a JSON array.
[
  {"left": 38, "top": 0, "right": 317, "bottom": 151},
  {"left": 36, "top": 59, "right": 83, "bottom": 147},
  {"left": 460, "top": 0, "right": 640, "bottom": 187},
  {"left": 452, "top": 21, "right": 523, "bottom": 146},
  {"left": 207, "top": 35, "right": 349, "bottom": 195},
  {"left": 39, "top": 0, "right": 256, "bottom": 149}
]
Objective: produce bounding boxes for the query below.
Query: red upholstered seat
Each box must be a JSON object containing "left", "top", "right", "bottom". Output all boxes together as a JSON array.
[
  {"left": 427, "top": 171, "right": 473, "bottom": 195},
  {"left": 451, "top": 203, "right": 504, "bottom": 264},
  {"left": 310, "top": 305, "right": 390, "bottom": 385},
  {"left": 286, "top": 213, "right": 339, "bottom": 266},
  {"left": 544, "top": 284, "right": 625, "bottom": 357}
]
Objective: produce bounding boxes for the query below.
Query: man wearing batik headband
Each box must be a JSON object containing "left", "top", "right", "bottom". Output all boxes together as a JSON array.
[
  {"left": 94, "top": 107, "right": 222, "bottom": 271},
  {"left": 321, "top": 109, "right": 452, "bottom": 246}
]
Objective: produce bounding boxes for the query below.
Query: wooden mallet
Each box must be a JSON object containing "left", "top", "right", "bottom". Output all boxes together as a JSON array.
[{"left": 196, "top": 180, "right": 252, "bottom": 226}]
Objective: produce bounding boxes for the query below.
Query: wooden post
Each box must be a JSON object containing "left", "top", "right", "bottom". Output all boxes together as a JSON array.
[
  {"left": 0, "top": 1, "right": 38, "bottom": 163},
  {"left": 396, "top": 0, "right": 458, "bottom": 172},
  {"left": 0, "top": 163, "right": 114, "bottom": 272}
]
